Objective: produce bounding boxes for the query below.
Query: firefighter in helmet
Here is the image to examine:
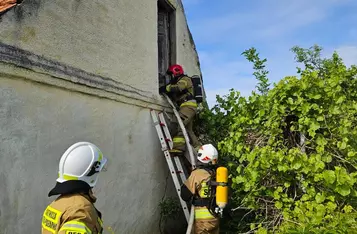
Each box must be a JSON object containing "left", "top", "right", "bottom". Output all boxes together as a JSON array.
[
  {"left": 180, "top": 144, "right": 220, "bottom": 234},
  {"left": 41, "top": 142, "right": 107, "bottom": 234},
  {"left": 159, "top": 64, "right": 201, "bottom": 157}
]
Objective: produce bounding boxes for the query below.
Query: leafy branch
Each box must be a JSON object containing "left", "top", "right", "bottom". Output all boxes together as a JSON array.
[{"left": 242, "top": 47, "right": 270, "bottom": 95}]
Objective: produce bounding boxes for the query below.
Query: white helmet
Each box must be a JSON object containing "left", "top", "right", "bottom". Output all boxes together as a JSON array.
[
  {"left": 197, "top": 144, "right": 218, "bottom": 164},
  {"left": 57, "top": 142, "right": 108, "bottom": 187}
]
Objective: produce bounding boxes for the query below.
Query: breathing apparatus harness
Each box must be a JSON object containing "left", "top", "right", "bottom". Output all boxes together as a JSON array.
[{"left": 191, "top": 164, "right": 227, "bottom": 218}]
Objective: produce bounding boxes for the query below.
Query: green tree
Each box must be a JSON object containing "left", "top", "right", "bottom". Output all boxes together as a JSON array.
[{"left": 196, "top": 45, "right": 357, "bottom": 233}]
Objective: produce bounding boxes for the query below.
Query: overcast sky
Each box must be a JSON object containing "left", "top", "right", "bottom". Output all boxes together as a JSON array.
[{"left": 182, "top": 0, "right": 357, "bottom": 107}]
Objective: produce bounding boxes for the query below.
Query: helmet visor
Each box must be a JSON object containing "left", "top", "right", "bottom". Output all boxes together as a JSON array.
[
  {"left": 99, "top": 157, "right": 108, "bottom": 172},
  {"left": 86, "top": 156, "right": 108, "bottom": 176}
]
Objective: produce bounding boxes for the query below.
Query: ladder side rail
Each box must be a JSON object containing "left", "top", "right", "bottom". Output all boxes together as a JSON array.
[
  {"left": 163, "top": 94, "right": 196, "bottom": 169},
  {"left": 162, "top": 95, "right": 197, "bottom": 233},
  {"left": 173, "top": 157, "right": 187, "bottom": 183},
  {"left": 158, "top": 112, "right": 174, "bottom": 150},
  {"left": 151, "top": 110, "right": 169, "bottom": 151},
  {"left": 186, "top": 206, "right": 195, "bottom": 234},
  {"left": 158, "top": 112, "right": 188, "bottom": 182},
  {"left": 163, "top": 150, "right": 190, "bottom": 222},
  {"left": 151, "top": 110, "right": 190, "bottom": 222}
]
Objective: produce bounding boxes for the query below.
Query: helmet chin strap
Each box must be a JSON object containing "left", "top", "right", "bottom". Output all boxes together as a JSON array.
[{"left": 197, "top": 161, "right": 212, "bottom": 167}]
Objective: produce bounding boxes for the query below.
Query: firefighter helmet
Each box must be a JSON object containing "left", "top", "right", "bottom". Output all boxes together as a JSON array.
[
  {"left": 167, "top": 64, "right": 184, "bottom": 77},
  {"left": 57, "top": 142, "right": 107, "bottom": 187},
  {"left": 197, "top": 144, "right": 218, "bottom": 165}
]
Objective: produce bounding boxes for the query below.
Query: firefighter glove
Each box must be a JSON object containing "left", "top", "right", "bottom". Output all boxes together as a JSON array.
[{"left": 166, "top": 84, "right": 172, "bottom": 92}]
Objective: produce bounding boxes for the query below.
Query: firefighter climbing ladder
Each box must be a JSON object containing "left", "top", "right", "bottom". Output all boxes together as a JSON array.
[{"left": 150, "top": 94, "right": 197, "bottom": 225}]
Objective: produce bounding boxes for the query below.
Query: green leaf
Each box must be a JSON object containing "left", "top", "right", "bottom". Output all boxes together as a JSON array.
[
  {"left": 256, "top": 227, "right": 268, "bottom": 234},
  {"left": 316, "top": 204, "right": 326, "bottom": 218},
  {"left": 278, "top": 164, "right": 288, "bottom": 172},
  {"left": 323, "top": 170, "right": 336, "bottom": 184},
  {"left": 313, "top": 94, "right": 322, "bottom": 99},
  {"left": 322, "top": 154, "right": 332, "bottom": 163},
  {"left": 311, "top": 121, "right": 320, "bottom": 130},
  {"left": 259, "top": 109, "right": 265, "bottom": 116},
  {"left": 326, "top": 201, "right": 337, "bottom": 211},
  {"left": 343, "top": 205, "right": 353, "bottom": 213},
  {"left": 336, "top": 185, "right": 351, "bottom": 196},
  {"left": 301, "top": 194, "right": 310, "bottom": 201},
  {"left": 293, "top": 161, "right": 302, "bottom": 170},
  {"left": 316, "top": 137, "right": 327, "bottom": 146},
  {"left": 317, "top": 116, "right": 324, "bottom": 122},
  {"left": 250, "top": 170, "right": 258, "bottom": 181},
  {"left": 316, "top": 161, "right": 325, "bottom": 170},
  {"left": 336, "top": 96, "right": 345, "bottom": 104},
  {"left": 235, "top": 176, "right": 245, "bottom": 184},
  {"left": 236, "top": 166, "right": 242, "bottom": 173},
  {"left": 315, "top": 193, "right": 325, "bottom": 203},
  {"left": 275, "top": 201, "right": 283, "bottom": 209}
]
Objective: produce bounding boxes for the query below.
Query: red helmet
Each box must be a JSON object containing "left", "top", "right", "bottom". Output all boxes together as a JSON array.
[{"left": 167, "top": 64, "right": 184, "bottom": 77}]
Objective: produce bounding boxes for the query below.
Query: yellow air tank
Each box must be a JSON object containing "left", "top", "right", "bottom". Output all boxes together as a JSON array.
[{"left": 216, "top": 166, "right": 228, "bottom": 209}]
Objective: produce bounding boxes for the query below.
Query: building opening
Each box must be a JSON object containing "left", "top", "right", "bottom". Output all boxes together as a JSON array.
[{"left": 157, "top": 0, "right": 176, "bottom": 88}]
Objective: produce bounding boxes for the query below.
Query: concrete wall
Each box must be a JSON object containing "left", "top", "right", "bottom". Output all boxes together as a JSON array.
[{"left": 0, "top": 0, "right": 201, "bottom": 233}]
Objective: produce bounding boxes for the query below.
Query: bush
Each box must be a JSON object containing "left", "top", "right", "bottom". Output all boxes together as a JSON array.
[{"left": 195, "top": 45, "right": 357, "bottom": 233}]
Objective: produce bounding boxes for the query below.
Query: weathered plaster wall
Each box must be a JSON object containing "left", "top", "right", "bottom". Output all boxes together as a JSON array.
[
  {"left": 0, "top": 0, "right": 201, "bottom": 233},
  {"left": 0, "top": 0, "right": 158, "bottom": 93},
  {"left": 0, "top": 73, "right": 178, "bottom": 234}
]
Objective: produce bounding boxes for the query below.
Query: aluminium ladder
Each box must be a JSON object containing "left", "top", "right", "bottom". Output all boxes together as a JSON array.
[{"left": 150, "top": 94, "right": 197, "bottom": 225}]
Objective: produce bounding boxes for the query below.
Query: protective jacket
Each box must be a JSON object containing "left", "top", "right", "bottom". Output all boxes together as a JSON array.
[
  {"left": 42, "top": 181, "right": 103, "bottom": 234},
  {"left": 166, "top": 75, "right": 195, "bottom": 107},
  {"left": 181, "top": 168, "right": 219, "bottom": 234}
]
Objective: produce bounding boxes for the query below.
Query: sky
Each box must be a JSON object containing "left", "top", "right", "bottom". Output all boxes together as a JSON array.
[{"left": 181, "top": 0, "right": 357, "bottom": 107}]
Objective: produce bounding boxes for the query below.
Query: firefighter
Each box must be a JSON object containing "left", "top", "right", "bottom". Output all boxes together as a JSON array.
[
  {"left": 41, "top": 142, "right": 108, "bottom": 234},
  {"left": 180, "top": 144, "right": 220, "bottom": 234},
  {"left": 159, "top": 64, "right": 201, "bottom": 156}
]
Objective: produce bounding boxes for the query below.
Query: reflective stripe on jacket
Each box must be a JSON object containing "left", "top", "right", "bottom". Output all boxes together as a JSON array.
[
  {"left": 195, "top": 207, "right": 216, "bottom": 220},
  {"left": 180, "top": 100, "right": 197, "bottom": 108}
]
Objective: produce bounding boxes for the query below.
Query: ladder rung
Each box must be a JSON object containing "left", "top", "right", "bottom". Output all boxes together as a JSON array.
[
  {"left": 151, "top": 109, "right": 190, "bottom": 222},
  {"left": 170, "top": 170, "right": 183, "bottom": 174},
  {"left": 170, "top": 154, "right": 183, "bottom": 157}
]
